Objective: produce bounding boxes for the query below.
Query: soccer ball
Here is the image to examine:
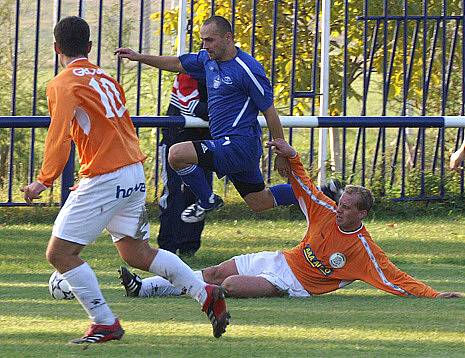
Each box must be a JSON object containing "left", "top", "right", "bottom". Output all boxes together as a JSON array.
[{"left": 48, "top": 271, "right": 74, "bottom": 300}]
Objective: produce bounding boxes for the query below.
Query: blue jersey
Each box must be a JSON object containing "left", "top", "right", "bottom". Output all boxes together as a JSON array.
[{"left": 179, "top": 48, "right": 273, "bottom": 139}]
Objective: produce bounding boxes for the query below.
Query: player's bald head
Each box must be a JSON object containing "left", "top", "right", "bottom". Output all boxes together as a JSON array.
[{"left": 203, "top": 15, "right": 233, "bottom": 37}]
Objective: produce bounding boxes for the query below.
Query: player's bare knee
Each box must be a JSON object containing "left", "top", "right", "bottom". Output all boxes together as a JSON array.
[
  {"left": 247, "top": 200, "right": 270, "bottom": 212},
  {"left": 202, "top": 266, "right": 227, "bottom": 285},
  {"left": 221, "top": 276, "right": 240, "bottom": 297},
  {"left": 45, "top": 246, "right": 65, "bottom": 267},
  {"left": 168, "top": 144, "right": 187, "bottom": 170},
  {"left": 244, "top": 190, "right": 274, "bottom": 212}
]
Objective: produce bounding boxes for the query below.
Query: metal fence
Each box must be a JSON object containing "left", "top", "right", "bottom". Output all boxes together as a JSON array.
[{"left": 0, "top": 0, "right": 464, "bottom": 207}]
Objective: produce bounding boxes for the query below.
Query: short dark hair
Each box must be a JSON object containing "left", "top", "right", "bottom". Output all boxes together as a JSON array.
[
  {"left": 344, "top": 185, "right": 375, "bottom": 213},
  {"left": 54, "top": 16, "right": 90, "bottom": 57},
  {"left": 203, "top": 15, "right": 233, "bottom": 36}
]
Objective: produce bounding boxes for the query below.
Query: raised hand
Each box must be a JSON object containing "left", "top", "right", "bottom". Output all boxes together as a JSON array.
[{"left": 114, "top": 48, "right": 141, "bottom": 61}]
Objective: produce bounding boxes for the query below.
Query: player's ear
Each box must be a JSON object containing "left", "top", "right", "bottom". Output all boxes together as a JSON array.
[
  {"left": 53, "top": 42, "right": 62, "bottom": 55},
  {"left": 87, "top": 41, "right": 92, "bottom": 54},
  {"left": 359, "top": 209, "right": 368, "bottom": 221},
  {"left": 225, "top": 31, "right": 233, "bottom": 42}
]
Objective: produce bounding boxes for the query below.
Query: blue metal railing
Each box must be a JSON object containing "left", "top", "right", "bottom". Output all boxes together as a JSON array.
[
  {"left": 1, "top": 115, "right": 463, "bottom": 206},
  {"left": 1, "top": 0, "right": 464, "bottom": 208}
]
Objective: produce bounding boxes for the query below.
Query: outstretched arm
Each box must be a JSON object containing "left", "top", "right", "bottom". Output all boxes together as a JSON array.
[
  {"left": 115, "top": 48, "right": 185, "bottom": 73},
  {"left": 436, "top": 291, "right": 463, "bottom": 298}
]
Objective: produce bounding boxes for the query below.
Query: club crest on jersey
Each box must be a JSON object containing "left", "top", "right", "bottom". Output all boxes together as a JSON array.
[
  {"left": 221, "top": 76, "right": 233, "bottom": 85},
  {"left": 329, "top": 252, "right": 346, "bottom": 269},
  {"left": 303, "top": 245, "right": 333, "bottom": 276},
  {"left": 213, "top": 75, "right": 221, "bottom": 89}
]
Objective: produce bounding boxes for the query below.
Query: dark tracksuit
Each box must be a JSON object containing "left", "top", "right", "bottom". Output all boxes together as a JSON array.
[{"left": 157, "top": 74, "right": 212, "bottom": 255}]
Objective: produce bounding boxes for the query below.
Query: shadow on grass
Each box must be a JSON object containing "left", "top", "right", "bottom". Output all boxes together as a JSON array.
[
  {"left": 1, "top": 323, "right": 465, "bottom": 357},
  {"left": 1, "top": 198, "right": 464, "bottom": 225}
]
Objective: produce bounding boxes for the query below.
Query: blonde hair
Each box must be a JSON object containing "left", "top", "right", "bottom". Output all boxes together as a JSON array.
[{"left": 343, "top": 185, "right": 374, "bottom": 213}]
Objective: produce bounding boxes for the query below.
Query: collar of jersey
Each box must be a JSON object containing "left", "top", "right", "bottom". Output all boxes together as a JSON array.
[
  {"left": 216, "top": 47, "right": 241, "bottom": 63},
  {"left": 66, "top": 57, "right": 89, "bottom": 67},
  {"left": 337, "top": 223, "right": 364, "bottom": 235}
]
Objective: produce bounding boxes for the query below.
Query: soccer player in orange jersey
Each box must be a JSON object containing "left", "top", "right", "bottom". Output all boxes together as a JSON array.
[
  {"left": 119, "top": 139, "right": 462, "bottom": 300},
  {"left": 20, "top": 16, "right": 230, "bottom": 344}
]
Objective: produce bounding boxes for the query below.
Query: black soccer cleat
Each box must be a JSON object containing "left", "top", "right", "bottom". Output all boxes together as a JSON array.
[
  {"left": 118, "top": 266, "right": 142, "bottom": 297},
  {"left": 181, "top": 194, "right": 224, "bottom": 223},
  {"left": 320, "top": 179, "right": 344, "bottom": 204}
]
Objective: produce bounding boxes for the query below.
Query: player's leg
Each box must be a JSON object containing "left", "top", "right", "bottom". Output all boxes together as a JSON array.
[
  {"left": 168, "top": 141, "right": 221, "bottom": 213},
  {"left": 118, "top": 258, "right": 237, "bottom": 298},
  {"left": 118, "top": 266, "right": 186, "bottom": 297},
  {"left": 115, "top": 238, "right": 230, "bottom": 338},
  {"left": 109, "top": 164, "right": 229, "bottom": 338},
  {"left": 222, "top": 275, "right": 283, "bottom": 298},
  {"left": 223, "top": 251, "right": 300, "bottom": 298},
  {"left": 49, "top": 177, "right": 127, "bottom": 344},
  {"left": 240, "top": 180, "right": 343, "bottom": 212}
]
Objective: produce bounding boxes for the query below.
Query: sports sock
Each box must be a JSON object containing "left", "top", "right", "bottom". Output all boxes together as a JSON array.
[
  {"left": 148, "top": 249, "right": 207, "bottom": 305},
  {"left": 62, "top": 262, "right": 116, "bottom": 325},
  {"left": 194, "top": 270, "right": 204, "bottom": 281},
  {"left": 270, "top": 184, "right": 298, "bottom": 206},
  {"left": 139, "top": 276, "right": 184, "bottom": 297},
  {"left": 176, "top": 164, "right": 214, "bottom": 209}
]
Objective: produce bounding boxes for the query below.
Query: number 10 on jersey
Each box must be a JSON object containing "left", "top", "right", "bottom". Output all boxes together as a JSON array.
[{"left": 89, "top": 77, "right": 127, "bottom": 119}]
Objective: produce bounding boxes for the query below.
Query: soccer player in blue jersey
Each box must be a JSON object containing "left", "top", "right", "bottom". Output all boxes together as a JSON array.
[{"left": 116, "top": 16, "right": 340, "bottom": 222}]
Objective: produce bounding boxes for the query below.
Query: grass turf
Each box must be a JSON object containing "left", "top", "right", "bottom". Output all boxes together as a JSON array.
[{"left": 0, "top": 204, "right": 464, "bottom": 357}]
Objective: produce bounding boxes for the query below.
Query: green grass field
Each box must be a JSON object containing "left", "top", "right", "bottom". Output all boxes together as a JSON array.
[{"left": 0, "top": 203, "right": 464, "bottom": 357}]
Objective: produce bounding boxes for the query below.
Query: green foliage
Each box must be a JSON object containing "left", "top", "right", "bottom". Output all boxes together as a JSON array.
[{"left": 152, "top": 0, "right": 318, "bottom": 115}]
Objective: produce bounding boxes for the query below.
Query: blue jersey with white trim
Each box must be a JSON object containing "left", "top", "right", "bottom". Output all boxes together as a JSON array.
[{"left": 179, "top": 48, "right": 273, "bottom": 139}]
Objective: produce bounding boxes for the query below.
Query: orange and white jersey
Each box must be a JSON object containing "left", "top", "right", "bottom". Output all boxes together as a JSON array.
[
  {"left": 37, "top": 58, "right": 146, "bottom": 187},
  {"left": 282, "top": 154, "right": 438, "bottom": 298}
]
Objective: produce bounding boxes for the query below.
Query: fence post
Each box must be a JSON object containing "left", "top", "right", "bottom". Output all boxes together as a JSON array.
[{"left": 61, "top": 143, "right": 75, "bottom": 206}]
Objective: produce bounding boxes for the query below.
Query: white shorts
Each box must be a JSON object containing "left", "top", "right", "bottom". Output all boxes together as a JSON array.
[
  {"left": 52, "top": 162, "right": 150, "bottom": 245},
  {"left": 233, "top": 251, "right": 311, "bottom": 298}
]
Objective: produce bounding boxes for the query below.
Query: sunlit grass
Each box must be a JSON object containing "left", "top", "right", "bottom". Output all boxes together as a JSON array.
[{"left": 0, "top": 206, "right": 464, "bottom": 357}]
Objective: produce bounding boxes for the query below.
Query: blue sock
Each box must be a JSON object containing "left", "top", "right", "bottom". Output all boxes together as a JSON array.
[
  {"left": 176, "top": 165, "right": 214, "bottom": 208},
  {"left": 269, "top": 184, "right": 298, "bottom": 206}
]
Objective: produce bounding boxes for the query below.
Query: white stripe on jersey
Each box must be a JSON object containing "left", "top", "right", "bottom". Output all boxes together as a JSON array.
[
  {"left": 158, "top": 144, "right": 169, "bottom": 209},
  {"left": 173, "top": 88, "right": 200, "bottom": 103},
  {"left": 75, "top": 107, "right": 91, "bottom": 135},
  {"left": 235, "top": 57, "right": 264, "bottom": 95},
  {"left": 232, "top": 97, "right": 250, "bottom": 127},
  {"left": 357, "top": 233, "right": 408, "bottom": 295},
  {"left": 292, "top": 173, "right": 337, "bottom": 213}
]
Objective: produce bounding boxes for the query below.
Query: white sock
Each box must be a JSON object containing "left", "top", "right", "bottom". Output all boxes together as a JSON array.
[
  {"left": 148, "top": 249, "right": 207, "bottom": 305},
  {"left": 62, "top": 262, "right": 116, "bottom": 325},
  {"left": 194, "top": 270, "right": 204, "bottom": 281},
  {"left": 140, "top": 276, "right": 184, "bottom": 297}
]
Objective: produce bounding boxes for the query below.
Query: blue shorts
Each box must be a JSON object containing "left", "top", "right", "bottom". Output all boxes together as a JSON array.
[{"left": 202, "top": 135, "right": 264, "bottom": 185}]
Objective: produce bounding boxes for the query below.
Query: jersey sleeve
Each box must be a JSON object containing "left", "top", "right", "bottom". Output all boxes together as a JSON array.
[
  {"left": 37, "top": 84, "right": 75, "bottom": 187},
  {"left": 288, "top": 154, "right": 337, "bottom": 224},
  {"left": 357, "top": 238, "right": 439, "bottom": 298},
  {"left": 179, "top": 51, "right": 207, "bottom": 80},
  {"left": 240, "top": 60, "right": 273, "bottom": 112}
]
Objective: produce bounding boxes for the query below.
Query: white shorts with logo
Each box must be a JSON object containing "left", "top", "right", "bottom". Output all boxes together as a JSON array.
[
  {"left": 233, "top": 251, "right": 311, "bottom": 298},
  {"left": 52, "top": 162, "right": 149, "bottom": 245}
]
